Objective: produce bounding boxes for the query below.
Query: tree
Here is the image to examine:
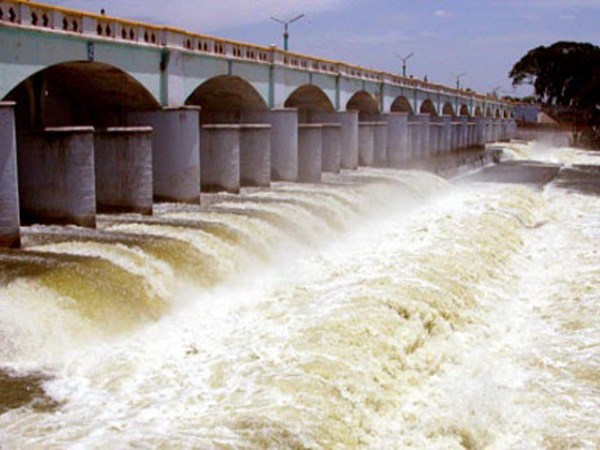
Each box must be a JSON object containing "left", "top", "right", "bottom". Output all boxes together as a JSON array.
[{"left": 510, "top": 41, "right": 600, "bottom": 148}]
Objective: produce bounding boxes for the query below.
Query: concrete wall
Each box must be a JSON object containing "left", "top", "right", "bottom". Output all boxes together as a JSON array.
[
  {"left": 358, "top": 122, "right": 375, "bottom": 166},
  {"left": 321, "top": 123, "right": 342, "bottom": 173},
  {"left": 0, "top": 103, "right": 20, "bottom": 248},
  {"left": 245, "top": 108, "right": 298, "bottom": 182},
  {"left": 515, "top": 128, "right": 572, "bottom": 147},
  {"left": 128, "top": 107, "right": 200, "bottom": 203},
  {"left": 94, "top": 127, "right": 153, "bottom": 214},
  {"left": 385, "top": 112, "right": 408, "bottom": 168},
  {"left": 373, "top": 122, "right": 388, "bottom": 167},
  {"left": 201, "top": 124, "right": 240, "bottom": 193},
  {"left": 239, "top": 124, "right": 271, "bottom": 187},
  {"left": 17, "top": 127, "right": 96, "bottom": 227},
  {"left": 298, "top": 124, "right": 322, "bottom": 183}
]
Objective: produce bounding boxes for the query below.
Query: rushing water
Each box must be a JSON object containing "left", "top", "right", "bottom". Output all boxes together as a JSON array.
[{"left": 0, "top": 144, "right": 598, "bottom": 449}]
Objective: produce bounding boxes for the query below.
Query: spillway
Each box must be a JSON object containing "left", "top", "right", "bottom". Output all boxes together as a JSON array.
[{"left": 0, "top": 144, "right": 598, "bottom": 448}]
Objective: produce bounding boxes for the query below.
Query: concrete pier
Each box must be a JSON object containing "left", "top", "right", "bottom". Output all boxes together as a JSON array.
[
  {"left": 429, "top": 118, "right": 443, "bottom": 155},
  {"left": 373, "top": 122, "right": 388, "bottom": 167},
  {"left": 310, "top": 111, "right": 358, "bottom": 170},
  {"left": 17, "top": 127, "right": 96, "bottom": 227},
  {"left": 408, "top": 120, "right": 421, "bottom": 159},
  {"left": 441, "top": 116, "right": 452, "bottom": 153},
  {"left": 0, "top": 102, "right": 20, "bottom": 248},
  {"left": 459, "top": 117, "right": 469, "bottom": 149},
  {"left": 415, "top": 114, "right": 431, "bottom": 156},
  {"left": 94, "top": 127, "right": 153, "bottom": 215},
  {"left": 239, "top": 124, "right": 271, "bottom": 187},
  {"left": 201, "top": 124, "right": 240, "bottom": 193},
  {"left": 245, "top": 108, "right": 298, "bottom": 182},
  {"left": 128, "top": 107, "right": 200, "bottom": 203},
  {"left": 385, "top": 113, "right": 409, "bottom": 168},
  {"left": 298, "top": 124, "right": 322, "bottom": 183},
  {"left": 451, "top": 121, "right": 460, "bottom": 150},
  {"left": 321, "top": 123, "right": 342, "bottom": 173},
  {"left": 358, "top": 122, "right": 375, "bottom": 166}
]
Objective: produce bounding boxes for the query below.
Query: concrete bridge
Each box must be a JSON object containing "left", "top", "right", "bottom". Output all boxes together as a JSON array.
[{"left": 0, "top": 0, "right": 517, "bottom": 248}]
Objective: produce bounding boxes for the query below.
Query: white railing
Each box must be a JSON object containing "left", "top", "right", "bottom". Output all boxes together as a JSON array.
[{"left": 0, "top": 0, "right": 510, "bottom": 107}]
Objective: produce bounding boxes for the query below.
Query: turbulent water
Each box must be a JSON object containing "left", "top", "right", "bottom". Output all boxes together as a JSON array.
[{"left": 0, "top": 143, "right": 598, "bottom": 449}]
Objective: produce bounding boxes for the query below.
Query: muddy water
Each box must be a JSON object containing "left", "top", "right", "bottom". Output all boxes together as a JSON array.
[{"left": 0, "top": 145, "right": 598, "bottom": 449}]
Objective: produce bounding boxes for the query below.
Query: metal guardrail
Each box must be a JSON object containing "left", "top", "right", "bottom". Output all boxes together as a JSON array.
[{"left": 0, "top": 0, "right": 509, "bottom": 107}]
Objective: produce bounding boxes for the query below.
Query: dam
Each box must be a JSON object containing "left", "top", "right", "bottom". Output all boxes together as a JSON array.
[{"left": 1, "top": 1, "right": 599, "bottom": 449}]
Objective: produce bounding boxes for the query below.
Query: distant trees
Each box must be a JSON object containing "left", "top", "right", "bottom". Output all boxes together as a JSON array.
[{"left": 510, "top": 41, "right": 600, "bottom": 148}]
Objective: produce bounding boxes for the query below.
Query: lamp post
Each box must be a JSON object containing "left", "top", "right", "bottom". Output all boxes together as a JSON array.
[
  {"left": 395, "top": 52, "right": 414, "bottom": 77},
  {"left": 453, "top": 72, "right": 467, "bottom": 90},
  {"left": 270, "top": 14, "right": 305, "bottom": 51}
]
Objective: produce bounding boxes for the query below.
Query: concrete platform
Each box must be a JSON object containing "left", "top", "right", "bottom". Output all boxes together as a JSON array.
[{"left": 462, "top": 160, "right": 561, "bottom": 187}]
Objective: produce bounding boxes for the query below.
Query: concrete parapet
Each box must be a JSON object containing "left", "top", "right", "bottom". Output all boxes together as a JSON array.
[
  {"left": 239, "top": 124, "right": 271, "bottom": 187},
  {"left": 298, "top": 124, "right": 322, "bottom": 183},
  {"left": 0, "top": 102, "right": 20, "bottom": 248},
  {"left": 358, "top": 122, "right": 376, "bottom": 166},
  {"left": 373, "top": 122, "right": 388, "bottom": 167},
  {"left": 385, "top": 113, "right": 409, "bottom": 168},
  {"left": 17, "top": 127, "right": 96, "bottom": 227},
  {"left": 128, "top": 107, "right": 200, "bottom": 203},
  {"left": 321, "top": 123, "right": 342, "bottom": 173},
  {"left": 94, "top": 127, "right": 153, "bottom": 215},
  {"left": 201, "top": 124, "right": 241, "bottom": 193},
  {"left": 244, "top": 108, "right": 298, "bottom": 182}
]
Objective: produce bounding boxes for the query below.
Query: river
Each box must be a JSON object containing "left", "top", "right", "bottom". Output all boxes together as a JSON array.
[{"left": 0, "top": 142, "right": 598, "bottom": 449}]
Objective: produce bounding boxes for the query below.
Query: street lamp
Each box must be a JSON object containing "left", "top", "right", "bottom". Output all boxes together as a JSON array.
[
  {"left": 453, "top": 72, "right": 467, "bottom": 90},
  {"left": 395, "top": 52, "right": 414, "bottom": 77},
  {"left": 270, "top": 14, "right": 304, "bottom": 51}
]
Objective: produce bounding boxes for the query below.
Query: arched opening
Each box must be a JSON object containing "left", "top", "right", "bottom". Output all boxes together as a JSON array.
[
  {"left": 474, "top": 106, "right": 483, "bottom": 117},
  {"left": 459, "top": 104, "right": 470, "bottom": 117},
  {"left": 186, "top": 75, "right": 268, "bottom": 124},
  {"left": 390, "top": 96, "right": 413, "bottom": 115},
  {"left": 486, "top": 107, "right": 493, "bottom": 117},
  {"left": 503, "top": 110, "right": 509, "bottom": 119},
  {"left": 284, "top": 85, "right": 335, "bottom": 123},
  {"left": 4, "top": 61, "right": 160, "bottom": 130},
  {"left": 495, "top": 109, "right": 501, "bottom": 118},
  {"left": 442, "top": 102, "right": 455, "bottom": 116},
  {"left": 346, "top": 91, "right": 380, "bottom": 120},
  {"left": 420, "top": 99, "right": 438, "bottom": 116}
]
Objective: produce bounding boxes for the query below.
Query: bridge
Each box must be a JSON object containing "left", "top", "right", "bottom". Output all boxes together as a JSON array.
[{"left": 0, "top": 0, "right": 517, "bottom": 248}]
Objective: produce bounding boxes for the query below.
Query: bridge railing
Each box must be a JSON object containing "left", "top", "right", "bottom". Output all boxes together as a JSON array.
[{"left": 0, "top": 0, "right": 506, "bottom": 107}]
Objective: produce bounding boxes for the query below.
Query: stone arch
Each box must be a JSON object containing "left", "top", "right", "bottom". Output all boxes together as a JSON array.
[
  {"left": 486, "top": 107, "right": 493, "bottom": 117},
  {"left": 186, "top": 75, "right": 268, "bottom": 124},
  {"left": 4, "top": 61, "right": 160, "bottom": 130},
  {"left": 420, "top": 99, "right": 438, "bottom": 116},
  {"left": 346, "top": 91, "right": 380, "bottom": 120},
  {"left": 459, "top": 104, "right": 470, "bottom": 117},
  {"left": 284, "top": 85, "right": 335, "bottom": 123},
  {"left": 474, "top": 106, "right": 483, "bottom": 117},
  {"left": 390, "top": 96, "right": 413, "bottom": 114},
  {"left": 495, "top": 109, "right": 502, "bottom": 118},
  {"left": 503, "top": 110, "right": 509, "bottom": 119},
  {"left": 442, "top": 102, "right": 455, "bottom": 116}
]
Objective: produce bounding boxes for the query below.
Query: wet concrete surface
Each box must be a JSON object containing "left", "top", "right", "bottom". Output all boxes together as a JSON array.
[{"left": 461, "top": 159, "right": 600, "bottom": 196}]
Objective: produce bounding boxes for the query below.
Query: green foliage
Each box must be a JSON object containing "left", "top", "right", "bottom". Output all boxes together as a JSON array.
[{"left": 510, "top": 41, "right": 600, "bottom": 148}]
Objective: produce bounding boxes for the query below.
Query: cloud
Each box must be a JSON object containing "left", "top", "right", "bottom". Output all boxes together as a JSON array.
[
  {"left": 43, "top": 0, "right": 342, "bottom": 32},
  {"left": 434, "top": 9, "right": 453, "bottom": 17}
]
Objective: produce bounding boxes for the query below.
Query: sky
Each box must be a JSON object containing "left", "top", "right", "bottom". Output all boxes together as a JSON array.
[{"left": 43, "top": 0, "right": 600, "bottom": 97}]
